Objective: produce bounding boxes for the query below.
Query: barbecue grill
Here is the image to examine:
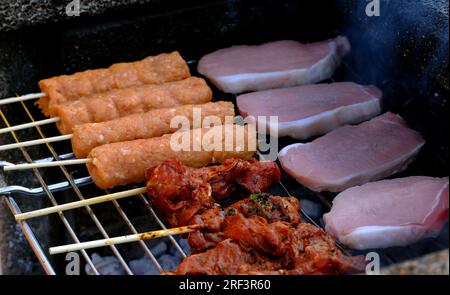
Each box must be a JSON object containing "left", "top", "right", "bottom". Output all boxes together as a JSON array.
[{"left": 0, "top": 0, "right": 448, "bottom": 275}]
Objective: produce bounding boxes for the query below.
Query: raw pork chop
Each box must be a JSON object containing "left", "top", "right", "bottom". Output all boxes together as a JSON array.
[
  {"left": 237, "top": 82, "right": 382, "bottom": 139},
  {"left": 278, "top": 112, "right": 425, "bottom": 192},
  {"left": 198, "top": 36, "right": 351, "bottom": 94},
  {"left": 323, "top": 176, "right": 449, "bottom": 249}
]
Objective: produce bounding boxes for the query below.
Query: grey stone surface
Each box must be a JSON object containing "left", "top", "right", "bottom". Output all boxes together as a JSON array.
[
  {"left": 0, "top": 176, "right": 4, "bottom": 275},
  {"left": 129, "top": 255, "right": 161, "bottom": 275},
  {"left": 149, "top": 240, "right": 168, "bottom": 257},
  {"left": 158, "top": 254, "right": 181, "bottom": 273},
  {"left": 0, "top": 196, "right": 44, "bottom": 274},
  {"left": 0, "top": 0, "right": 160, "bottom": 32},
  {"left": 127, "top": 242, "right": 168, "bottom": 274},
  {"left": 381, "top": 249, "right": 449, "bottom": 275},
  {"left": 0, "top": 31, "right": 53, "bottom": 275},
  {"left": 87, "top": 240, "right": 185, "bottom": 275},
  {"left": 85, "top": 253, "right": 127, "bottom": 275}
]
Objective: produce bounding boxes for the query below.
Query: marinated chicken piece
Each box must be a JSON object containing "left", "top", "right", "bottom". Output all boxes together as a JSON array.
[
  {"left": 228, "top": 193, "right": 301, "bottom": 224},
  {"left": 235, "top": 160, "right": 281, "bottom": 193},
  {"left": 188, "top": 205, "right": 226, "bottom": 253},
  {"left": 146, "top": 158, "right": 281, "bottom": 226},
  {"left": 191, "top": 158, "right": 251, "bottom": 200},
  {"left": 224, "top": 213, "right": 292, "bottom": 257},
  {"left": 175, "top": 239, "right": 272, "bottom": 275},
  {"left": 278, "top": 223, "right": 364, "bottom": 275},
  {"left": 189, "top": 158, "right": 281, "bottom": 200},
  {"left": 175, "top": 215, "right": 364, "bottom": 275},
  {"left": 188, "top": 194, "right": 301, "bottom": 253},
  {"left": 146, "top": 158, "right": 215, "bottom": 226}
]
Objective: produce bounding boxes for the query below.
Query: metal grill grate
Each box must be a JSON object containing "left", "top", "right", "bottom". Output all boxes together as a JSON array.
[
  {"left": 0, "top": 95, "right": 333, "bottom": 275},
  {"left": 0, "top": 61, "right": 448, "bottom": 275},
  {"left": 0, "top": 100, "right": 188, "bottom": 275}
]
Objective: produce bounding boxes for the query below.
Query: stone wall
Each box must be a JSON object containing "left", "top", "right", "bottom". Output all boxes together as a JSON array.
[
  {"left": 0, "top": 0, "right": 160, "bottom": 31},
  {"left": 0, "top": 0, "right": 165, "bottom": 275}
]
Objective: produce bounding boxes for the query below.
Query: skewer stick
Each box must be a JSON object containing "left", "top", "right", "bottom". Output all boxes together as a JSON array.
[
  {"left": 3, "top": 158, "right": 90, "bottom": 171},
  {"left": 15, "top": 187, "right": 147, "bottom": 221},
  {"left": 0, "top": 134, "right": 72, "bottom": 151},
  {"left": 0, "top": 117, "right": 60, "bottom": 134},
  {"left": 0, "top": 92, "right": 46, "bottom": 105},
  {"left": 49, "top": 224, "right": 202, "bottom": 255}
]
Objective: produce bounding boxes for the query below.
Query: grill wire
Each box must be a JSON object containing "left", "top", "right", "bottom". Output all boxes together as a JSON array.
[
  {"left": 0, "top": 96, "right": 330, "bottom": 275},
  {"left": 0, "top": 61, "right": 448, "bottom": 275},
  {"left": 0, "top": 100, "right": 187, "bottom": 275}
]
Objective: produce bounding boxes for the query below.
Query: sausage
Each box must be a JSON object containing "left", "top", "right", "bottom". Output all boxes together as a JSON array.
[
  {"left": 72, "top": 101, "right": 235, "bottom": 158},
  {"left": 86, "top": 124, "right": 257, "bottom": 189},
  {"left": 38, "top": 51, "right": 190, "bottom": 115},
  {"left": 55, "top": 77, "right": 212, "bottom": 134}
]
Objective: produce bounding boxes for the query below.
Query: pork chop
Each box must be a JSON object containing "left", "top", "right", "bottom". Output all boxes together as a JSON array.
[
  {"left": 323, "top": 176, "right": 449, "bottom": 249},
  {"left": 198, "top": 36, "right": 351, "bottom": 93},
  {"left": 237, "top": 82, "right": 382, "bottom": 139},
  {"left": 278, "top": 112, "right": 425, "bottom": 192}
]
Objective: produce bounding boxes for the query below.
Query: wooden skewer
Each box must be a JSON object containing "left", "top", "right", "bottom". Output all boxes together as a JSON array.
[
  {"left": 0, "top": 92, "right": 46, "bottom": 105},
  {"left": 3, "top": 158, "right": 90, "bottom": 171},
  {"left": 0, "top": 117, "right": 60, "bottom": 134},
  {"left": 49, "top": 224, "right": 202, "bottom": 255},
  {"left": 0, "top": 134, "right": 72, "bottom": 151},
  {"left": 15, "top": 187, "right": 147, "bottom": 221}
]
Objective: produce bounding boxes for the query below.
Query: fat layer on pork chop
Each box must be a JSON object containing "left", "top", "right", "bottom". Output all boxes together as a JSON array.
[
  {"left": 323, "top": 176, "right": 449, "bottom": 249},
  {"left": 237, "top": 82, "right": 382, "bottom": 139},
  {"left": 278, "top": 112, "right": 425, "bottom": 192},
  {"left": 198, "top": 36, "right": 350, "bottom": 94}
]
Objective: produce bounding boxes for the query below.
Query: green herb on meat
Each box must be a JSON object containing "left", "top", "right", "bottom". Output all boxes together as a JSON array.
[{"left": 249, "top": 193, "right": 273, "bottom": 219}]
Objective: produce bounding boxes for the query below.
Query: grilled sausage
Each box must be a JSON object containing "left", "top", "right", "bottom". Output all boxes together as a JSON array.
[
  {"left": 72, "top": 101, "right": 235, "bottom": 158},
  {"left": 55, "top": 77, "right": 212, "bottom": 134},
  {"left": 38, "top": 51, "right": 190, "bottom": 115},
  {"left": 86, "top": 124, "right": 257, "bottom": 189}
]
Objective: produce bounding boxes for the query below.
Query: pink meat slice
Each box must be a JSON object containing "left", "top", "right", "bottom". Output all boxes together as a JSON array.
[
  {"left": 198, "top": 36, "right": 351, "bottom": 94},
  {"left": 323, "top": 176, "right": 449, "bottom": 249},
  {"left": 278, "top": 112, "right": 425, "bottom": 192},
  {"left": 237, "top": 82, "right": 382, "bottom": 139}
]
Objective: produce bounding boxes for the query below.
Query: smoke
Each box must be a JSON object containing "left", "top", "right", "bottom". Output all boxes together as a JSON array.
[
  {"left": 339, "top": 0, "right": 448, "bottom": 99},
  {"left": 421, "top": 0, "right": 449, "bottom": 16},
  {"left": 336, "top": 0, "right": 448, "bottom": 167}
]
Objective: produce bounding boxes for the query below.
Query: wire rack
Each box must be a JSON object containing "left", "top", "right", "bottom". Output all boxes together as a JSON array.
[
  {"left": 0, "top": 61, "right": 448, "bottom": 275},
  {"left": 0, "top": 99, "right": 190, "bottom": 275},
  {"left": 0, "top": 93, "right": 344, "bottom": 275}
]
